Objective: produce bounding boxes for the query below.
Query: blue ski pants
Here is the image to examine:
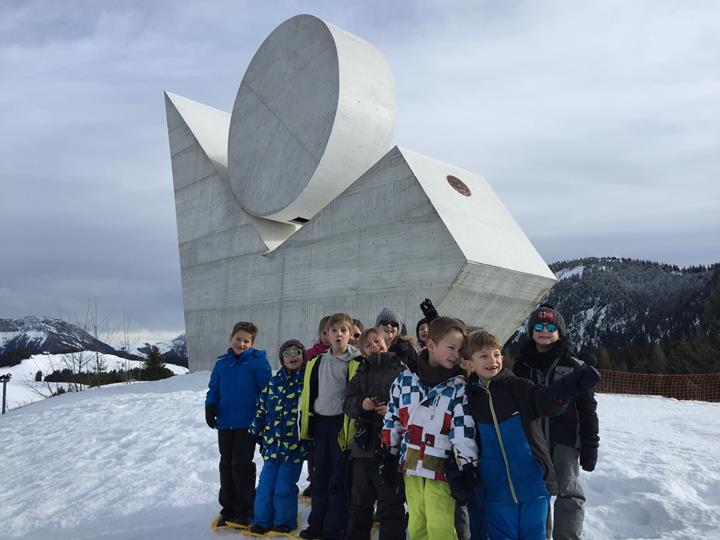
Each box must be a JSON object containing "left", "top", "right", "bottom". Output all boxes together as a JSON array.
[
  {"left": 486, "top": 496, "right": 550, "bottom": 540},
  {"left": 253, "top": 459, "right": 303, "bottom": 529}
]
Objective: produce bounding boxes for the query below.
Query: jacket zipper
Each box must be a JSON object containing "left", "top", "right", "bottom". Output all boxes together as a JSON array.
[
  {"left": 483, "top": 381, "right": 518, "bottom": 503},
  {"left": 540, "top": 358, "right": 562, "bottom": 443}
]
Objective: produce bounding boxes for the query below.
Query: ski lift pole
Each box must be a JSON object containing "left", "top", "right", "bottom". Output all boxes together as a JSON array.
[{"left": 0, "top": 373, "right": 11, "bottom": 414}]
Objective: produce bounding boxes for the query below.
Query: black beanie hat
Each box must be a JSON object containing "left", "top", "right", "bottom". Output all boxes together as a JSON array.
[
  {"left": 528, "top": 304, "right": 567, "bottom": 339},
  {"left": 278, "top": 339, "right": 307, "bottom": 366}
]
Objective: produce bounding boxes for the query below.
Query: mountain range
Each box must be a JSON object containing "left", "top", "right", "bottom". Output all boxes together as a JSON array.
[
  {"left": 518, "top": 257, "right": 719, "bottom": 351},
  {"left": 0, "top": 316, "right": 187, "bottom": 369},
  {"left": 2, "top": 257, "right": 718, "bottom": 372}
]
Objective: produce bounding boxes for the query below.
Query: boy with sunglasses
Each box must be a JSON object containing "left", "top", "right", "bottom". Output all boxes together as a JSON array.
[{"left": 512, "top": 305, "right": 600, "bottom": 540}]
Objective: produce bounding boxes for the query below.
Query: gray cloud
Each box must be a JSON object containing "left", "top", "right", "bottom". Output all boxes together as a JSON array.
[{"left": 1, "top": 0, "right": 718, "bottom": 337}]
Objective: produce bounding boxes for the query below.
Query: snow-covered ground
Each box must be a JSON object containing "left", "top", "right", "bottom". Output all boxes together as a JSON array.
[
  {"left": 1, "top": 372, "right": 718, "bottom": 540},
  {"left": 1, "top": 353, "right": 189, "bottom": 410}
]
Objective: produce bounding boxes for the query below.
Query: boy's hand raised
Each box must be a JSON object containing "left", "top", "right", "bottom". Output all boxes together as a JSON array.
[{"left": 420, "top": 298, "right": 439, "bottom": 323}]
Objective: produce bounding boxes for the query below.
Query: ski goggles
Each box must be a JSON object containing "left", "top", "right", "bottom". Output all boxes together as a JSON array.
[
  {"left": 282, "top": 348, "right": 303, "bottom": 358},
  {"left": 533, "top": 323, "right": 558, "bottom": 333}
]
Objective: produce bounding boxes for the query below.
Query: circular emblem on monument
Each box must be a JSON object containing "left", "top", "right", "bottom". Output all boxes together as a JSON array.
[{"left": 447, "top": 175, "right": 471, "bottom": 197}]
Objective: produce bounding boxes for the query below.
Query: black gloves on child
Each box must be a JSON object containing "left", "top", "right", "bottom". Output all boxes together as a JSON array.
[
  {"left": 205, "top": 405, "right": 218, "bottom": 429},
  {"left": 379, "top": 451, "right": 400, "bottom": 488},
  {"left": 446, "top": 459, "right": 480, "bottom": 505},
  {"left": 580, "top": 446, "right": 598, "bottom": 472},
  {"left": 420, "top": 298, "right": 439, "bottom": 324},
  {"left": 550, "top": 364, "right": 601, "bottom": 402}
]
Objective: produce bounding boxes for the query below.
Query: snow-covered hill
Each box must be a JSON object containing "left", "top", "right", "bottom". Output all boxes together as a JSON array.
[
  {"left": 1, "top": 373, "right": 718, "bottom": 539},
  {"left": 1, "top": 352, "right": 189, "bottom": 410}
]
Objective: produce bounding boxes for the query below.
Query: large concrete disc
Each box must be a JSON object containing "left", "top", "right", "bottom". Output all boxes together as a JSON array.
[{"left": 228, "top": 14, "right": 395, "bottom": 224}]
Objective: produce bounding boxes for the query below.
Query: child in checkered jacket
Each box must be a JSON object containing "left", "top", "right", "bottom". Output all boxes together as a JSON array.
[{"left": 381, "top": 317, "right": 479, "bottom": 540}]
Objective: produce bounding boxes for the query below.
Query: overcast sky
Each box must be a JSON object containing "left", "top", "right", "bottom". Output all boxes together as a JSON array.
[{"left": 1, "top": 0, "right": 719, "bottom": 341}]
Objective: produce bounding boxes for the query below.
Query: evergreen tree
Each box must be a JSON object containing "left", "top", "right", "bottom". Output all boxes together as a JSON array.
[{"left": 142, "top": 346, "right": 172, "bottom": 381}]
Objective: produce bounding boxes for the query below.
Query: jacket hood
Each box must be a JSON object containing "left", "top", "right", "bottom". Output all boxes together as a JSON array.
[
  {"left": 225, "top": 347, "right": 265, "bottom": 362},
  {"left": 327, "top": 344, "right": 362, "bottom": 363},
  {"left": 416, "top": 348, "right": 463, "bottom": 385},
  {"left": 468, "top": 367, "right": 514, "bottom": 390},
  {"left": 519, "top": 339, "right": 570, "bottom": 373}
]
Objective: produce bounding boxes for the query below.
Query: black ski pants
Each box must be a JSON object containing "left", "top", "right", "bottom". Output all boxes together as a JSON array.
[
  {"left": 218, "top": 428, "right": 256, "bottom": 520},
  {"left": 348, "top": 456, "right": 406, "bottom": 540},
  {"left": 306, "top": 414, "right": 349, "bottom": 539}
]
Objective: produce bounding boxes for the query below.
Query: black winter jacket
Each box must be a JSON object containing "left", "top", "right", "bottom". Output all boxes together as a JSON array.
[
  {"left": 513, "top": 339, "right": 600, "bottom": 451},
  {"left": 343, "top": 352, "right": 405, "bottom": 458}
]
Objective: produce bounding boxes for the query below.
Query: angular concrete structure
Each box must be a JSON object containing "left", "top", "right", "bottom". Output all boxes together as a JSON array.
[{"left": 165, "top": 15, "right": 556, "bottom": 371}]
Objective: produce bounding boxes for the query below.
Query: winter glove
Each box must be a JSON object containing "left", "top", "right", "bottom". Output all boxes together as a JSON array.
[
  {"left": 420, "top": 298, "right": 439, "bottom": 324},
  {"left": 580, "top": 446, "right": 598, "bottom": 472},
  {"left": 446, "top": 459, "right": 480, "bottom": 505},
  {"left": 205, "top": 405, "right": 218, "bottom": 429},
  {"left": 379, "top": 450, "right": 400, "bottom": 489},
  {"left": 551, "top": 364, "right": 601, "bottom": 402}
]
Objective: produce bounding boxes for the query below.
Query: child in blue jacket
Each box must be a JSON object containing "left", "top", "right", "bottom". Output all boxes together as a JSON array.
[
  {"left": 462, "top": 330, "right": 600, "bottom": 540},
  {"left": 249, "top": 339, "right": 312, "bottom": 534},
  {"left": 205, "top": 321, "right": 272, "bottom": 528}
]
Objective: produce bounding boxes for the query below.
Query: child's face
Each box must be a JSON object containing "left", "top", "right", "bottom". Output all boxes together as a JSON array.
[
  {"left": 349, "top": 325, "right": 362, "bottom": 346},
  {"left": 230, "top": 330, "right": 254, "bottom": 356},
  {"left": 426, "top": 330, "right": 465, "bottom": 369},
  {"left": 329, "top": 323, "right": 351, "bottom": 353},
  {"left": 418, "top": 323, "right": 429, "bottom": 344},
  {"left": 532, "top": 323, "right": 561, "bottom": 352},
  {"left": 378, "top": 320, "right": 399, "bottom": 341},
  {"left": 470, "top": 346, "right": 504, "bottom": 382},
  {"left": 320, "top": 325, "right": 331, "bottom": 347},
  {"left": 281, "top": 347, "right": 304, "bottom": 372},
  {"left": 362, "top": 333, "right": 388, "bottom": 356}
]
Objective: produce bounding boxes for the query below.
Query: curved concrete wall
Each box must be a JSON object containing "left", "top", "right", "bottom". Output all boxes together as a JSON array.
[{"left": 228, "top": 14, "right": 395, "bottom": 224}]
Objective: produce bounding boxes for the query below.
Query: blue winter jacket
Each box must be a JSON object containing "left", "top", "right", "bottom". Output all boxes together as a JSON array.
[
  {"left": 205, "top": 347, "right": 272, "bottom": 430},
  {"left": 467, "top": 369, "right": 563, "bottom": 503}
]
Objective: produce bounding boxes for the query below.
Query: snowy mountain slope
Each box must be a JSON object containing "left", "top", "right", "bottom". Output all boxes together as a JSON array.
[
  {"left": 135, "top": 333, "right": 188, "bottom": 367},
  {"left": 1, "top": 373, "right": 718, "bottom": 539},
  {"left": 510, "top": 257, "right": 719, "bottom": 352},
  {"left": 0, "top": 316, "right": 117, "bottom": 368},
  {"left": 1, "top": 353, "right": 189, "bottom": 410}
]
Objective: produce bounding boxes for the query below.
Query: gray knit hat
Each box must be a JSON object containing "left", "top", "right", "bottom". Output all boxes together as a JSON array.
[{"left": 375, "top": 307, "right": 403, "bottom": 328}]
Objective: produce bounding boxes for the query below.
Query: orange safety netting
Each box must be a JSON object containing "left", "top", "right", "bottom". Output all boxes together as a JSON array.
[{"left": 597, "top": 369, "right": 720, "bottom": 403}]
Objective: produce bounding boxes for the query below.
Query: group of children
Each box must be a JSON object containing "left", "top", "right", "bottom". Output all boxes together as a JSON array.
[{"left": 204, "top": 302, "right": 600, "bottom": 540}]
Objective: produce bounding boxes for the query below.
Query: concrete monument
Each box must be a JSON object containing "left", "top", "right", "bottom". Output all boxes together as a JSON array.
[{"left": 165, "top": 14, "right": 556, "bottom": 371}]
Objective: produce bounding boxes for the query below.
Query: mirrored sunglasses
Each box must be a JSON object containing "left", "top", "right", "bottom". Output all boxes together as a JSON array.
[
  {"left": 379, "top": 320, "right": 399, "bottom": 328},
  {"left": 533, "top": 323, "right": 558, "bottom": 333},
  {"left": 282, "top": 348, "right": 303, "bottom": 358}
]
